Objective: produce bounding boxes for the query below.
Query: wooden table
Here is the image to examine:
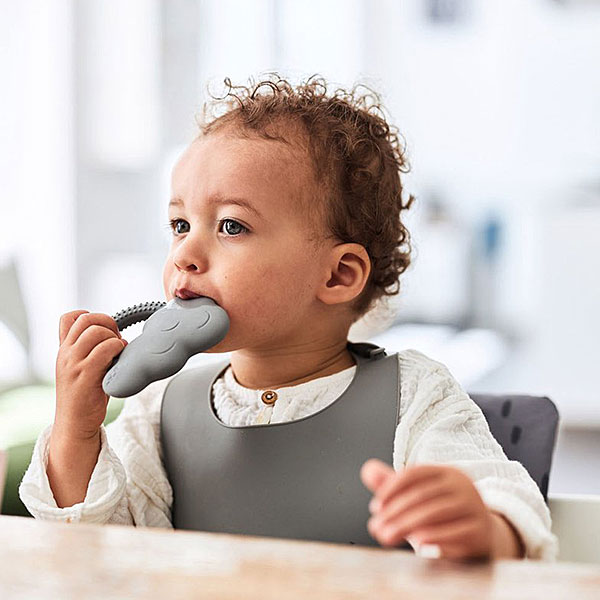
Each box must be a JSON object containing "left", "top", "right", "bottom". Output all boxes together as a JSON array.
[{"left": 1, "top": 516, "right": 599, "bottom": 599}]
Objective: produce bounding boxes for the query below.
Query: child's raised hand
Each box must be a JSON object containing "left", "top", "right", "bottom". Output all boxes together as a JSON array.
[
  {"left": 53, "top": 310, "right": 127, "bottom": 443},
  {"left": 360, "top": 458, "right": 494, "bottom": 560}
]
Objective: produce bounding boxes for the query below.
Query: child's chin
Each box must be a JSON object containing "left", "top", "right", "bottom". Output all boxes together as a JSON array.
[{"left": 204, "top": 338, "right": 233, "bottom": 354}]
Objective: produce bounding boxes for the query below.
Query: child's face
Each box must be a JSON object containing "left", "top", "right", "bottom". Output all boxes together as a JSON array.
[{"left": 162, "top": 130, "right": 332, "bottom": 353}]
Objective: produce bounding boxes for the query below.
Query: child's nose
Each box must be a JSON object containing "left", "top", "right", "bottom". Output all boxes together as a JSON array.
[{"left": 173, "top": 237, "right": 209, "bottom": 273}]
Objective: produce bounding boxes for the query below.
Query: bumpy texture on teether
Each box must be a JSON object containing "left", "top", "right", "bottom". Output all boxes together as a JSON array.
[{"left": 102, "top": 297, "right": 229, "bottom": 398}]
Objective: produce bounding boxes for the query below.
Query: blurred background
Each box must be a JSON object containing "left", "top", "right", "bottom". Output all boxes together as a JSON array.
[{"left": 1, "top": 0, "right": 599, "bottom": 512}]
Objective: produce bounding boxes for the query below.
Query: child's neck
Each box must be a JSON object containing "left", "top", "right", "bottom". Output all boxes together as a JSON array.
[{"left": 229, "top": 339, "right": 356, "bottom": 390}]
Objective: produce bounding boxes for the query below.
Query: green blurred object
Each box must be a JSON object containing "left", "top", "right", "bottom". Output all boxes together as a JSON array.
[{"left": 0, "top": 383, "right": 124, "bottom": 516}]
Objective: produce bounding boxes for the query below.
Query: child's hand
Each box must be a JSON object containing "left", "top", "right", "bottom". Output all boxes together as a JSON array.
[
  {"left": 360, "top": 458, "right": 494, "bottom": 560},
  {"left": 53, "top": 310, "right": 127, "bottom": 442}
]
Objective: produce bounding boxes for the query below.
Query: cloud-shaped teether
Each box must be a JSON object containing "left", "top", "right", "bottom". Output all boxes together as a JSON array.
[{"left": 102, "top": 297, "right": 229, "bottom": 398}]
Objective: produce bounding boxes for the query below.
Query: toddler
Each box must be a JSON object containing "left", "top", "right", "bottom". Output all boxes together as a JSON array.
[{"left": 20, "top": 74, "right": 557, "bottom": 561}]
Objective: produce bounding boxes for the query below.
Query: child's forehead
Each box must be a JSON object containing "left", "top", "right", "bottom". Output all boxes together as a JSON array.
[{"left": 171, "top": 131, "right": 317, "bottom": 213}]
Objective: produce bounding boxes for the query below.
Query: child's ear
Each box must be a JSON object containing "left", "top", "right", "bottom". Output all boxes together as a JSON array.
[{"left": 317, "top": 243, "right": 371, "bottom": 306}]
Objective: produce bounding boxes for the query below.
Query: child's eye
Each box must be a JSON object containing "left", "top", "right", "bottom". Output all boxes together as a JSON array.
[
  {"left": 218, "top": 218, "right": 249, "bottom": 236},
  {"left": 165, "top": 217, "right": 248, "bottom": 237},
  {"left": 167, "top": 218, "right": 189, "bottom": 236}
]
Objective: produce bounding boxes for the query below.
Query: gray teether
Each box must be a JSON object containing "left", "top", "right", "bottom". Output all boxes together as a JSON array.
[{"left": 102, "top": 297, "right": 230, "bottom": 398}]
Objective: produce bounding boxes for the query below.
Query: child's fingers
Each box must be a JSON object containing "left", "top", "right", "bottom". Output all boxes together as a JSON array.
[
  {"left": 410, "top": 516, "right": 480, "bottom": 548},
  {"left": 418, "top": 523, "right": 490, "bottom": 561},
  {"left": 72, "top": 326, "right": 125, "bottom": 362},
  {"left": 360, "top": 458, "right": 395, "bottom": 493},
  {"left": 85, "top": 336, "right": 128, "bottom": 370},
  {"left": 373, "top": 465, "right": 445, "bottom": 511},
  {"left": 59, "top": 310, "right": 89, "bottom": 345},
  {"left": 63, "top": 312, "right": 121, "bottom": 347},
  {"left": 371, "top": 496, "right": 470, "bottom": 545},
  {"left": 370, "top": 478, "right": 450, "bottom": 523}
]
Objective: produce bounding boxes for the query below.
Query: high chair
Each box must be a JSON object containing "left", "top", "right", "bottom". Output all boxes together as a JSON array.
[{"left": 470, "top": 393, "right": 600, "bottom": 564}]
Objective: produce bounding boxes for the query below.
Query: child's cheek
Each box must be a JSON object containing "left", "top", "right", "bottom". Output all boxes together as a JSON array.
[
  {"left": 162, "top": 255, "right": 180, "bottom": 299},
  {"left": 162, "top": 264, "right": 173, "bottom": 299},
  {"left": 227, "top": 267, "right": 289, "bottom": 320}
]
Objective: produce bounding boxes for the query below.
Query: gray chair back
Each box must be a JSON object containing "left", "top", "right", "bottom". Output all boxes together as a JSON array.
[{"left": 468, "top": 394, "right": 559, "bottom": 503}]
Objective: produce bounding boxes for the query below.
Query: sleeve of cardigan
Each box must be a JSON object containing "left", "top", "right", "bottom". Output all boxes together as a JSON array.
[
  {"left": 391, "top": 349, "right": 559, "bottom": 561},
  {"left": 19, "top": 377, "right": 174, "bottom": 528}
]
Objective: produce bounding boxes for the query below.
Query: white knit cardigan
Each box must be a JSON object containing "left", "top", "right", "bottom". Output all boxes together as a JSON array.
[{"left": 19, "top": 348, "right": 558, "bottom": 560}]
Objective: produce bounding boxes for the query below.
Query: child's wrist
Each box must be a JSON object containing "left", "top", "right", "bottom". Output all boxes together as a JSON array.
[
  {"left": 51, "top": 419, "right": 101, "bottom": 444},
  {"left": 50, "top": 423, "right": 101, "bottom": 459},
  {"left": 490, "top": 511, "right": 526, "bottom": 559},
  {"left": 47, "top": 425, "right": 101, "bottom": 508}
]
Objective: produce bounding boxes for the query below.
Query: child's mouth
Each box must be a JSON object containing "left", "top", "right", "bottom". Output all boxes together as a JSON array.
[
  {"left": 175, "top": 288, "right": 202, "bottom": 300},
  {"left": 174, "top": 288, "right": 222, "bottom": 308}
]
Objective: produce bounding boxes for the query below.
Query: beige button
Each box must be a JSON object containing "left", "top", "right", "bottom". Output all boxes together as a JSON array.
[{"left": 261, "top": 390, "right": 277, "bottom": 405}]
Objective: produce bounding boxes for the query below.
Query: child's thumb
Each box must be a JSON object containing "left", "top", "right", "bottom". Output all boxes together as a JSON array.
[{"left": 360, "top": 458, "right": 395, "bottom": 492}]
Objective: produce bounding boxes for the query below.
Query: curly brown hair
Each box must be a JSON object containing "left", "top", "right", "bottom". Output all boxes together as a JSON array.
[{"left": 196, "top": 73, "right": 415, "bottom": 317}]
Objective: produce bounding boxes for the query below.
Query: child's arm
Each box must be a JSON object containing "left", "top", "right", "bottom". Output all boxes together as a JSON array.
[
  {"left": 19, "top": 377, "right": 173, "bottom": 526},
  {"left": 46, "top": 429, "right": 102, "bottom": 510},
  {"left": 20, "top": 423, "right": 130, "bottom": 524},
  {"left": 46, "top": 310, "right": 126, "bottom": 507}
]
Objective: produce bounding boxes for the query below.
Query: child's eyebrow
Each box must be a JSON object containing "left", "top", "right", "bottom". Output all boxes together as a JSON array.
[{"left": 169, "top": 195, "right": 262, "bottom": 219}]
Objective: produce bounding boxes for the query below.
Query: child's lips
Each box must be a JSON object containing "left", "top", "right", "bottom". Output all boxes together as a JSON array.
[
  {"left": 175, "top": 288, "right": 202, "bottom": 300},
  {"left": 174, "top": 288, "right": 222, "bottom": 307}
]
